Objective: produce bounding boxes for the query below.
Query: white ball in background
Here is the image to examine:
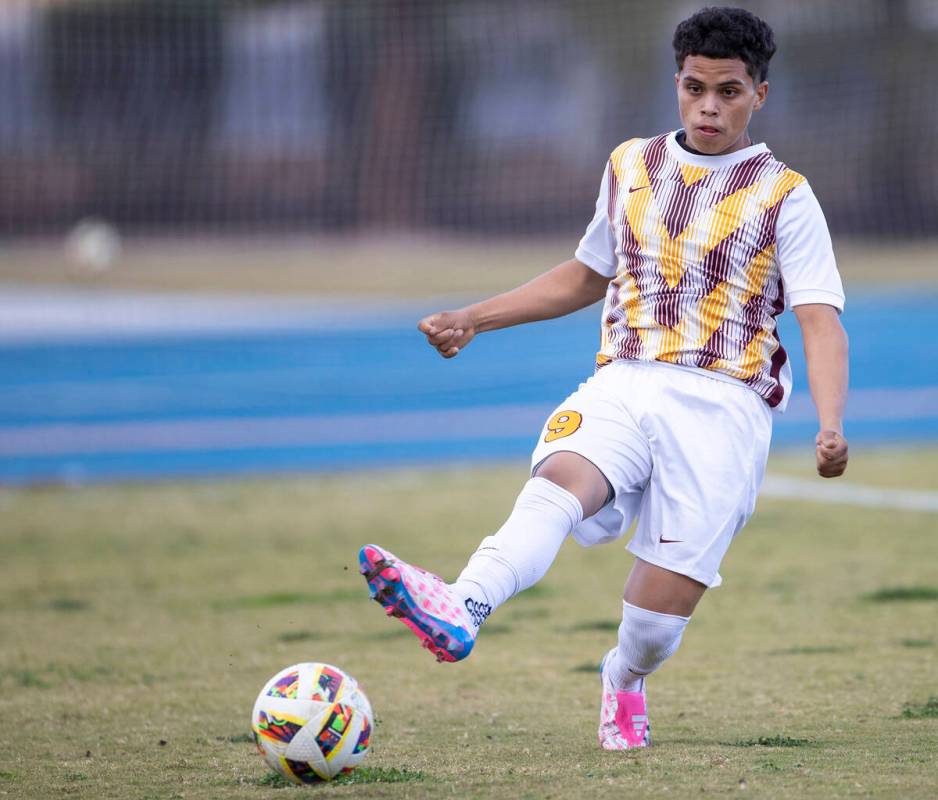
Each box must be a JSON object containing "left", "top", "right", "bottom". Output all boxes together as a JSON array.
[{"left": 64, "top": 218, "right": 122, "bottom": 275}]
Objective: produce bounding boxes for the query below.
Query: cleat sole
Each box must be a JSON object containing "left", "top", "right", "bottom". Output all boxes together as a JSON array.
[{"left": 360, "top": 557, "right": 391, "bottom": 582}]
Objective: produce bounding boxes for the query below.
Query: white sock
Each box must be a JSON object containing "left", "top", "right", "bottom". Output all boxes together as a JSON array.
[
  {"left": 451, "top": 477, "right": 583, "bottom": 624},
  {"left": 607, "top": 601, "right": 690, "bottom": 692}
]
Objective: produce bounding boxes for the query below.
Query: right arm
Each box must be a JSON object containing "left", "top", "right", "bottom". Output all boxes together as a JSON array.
[{"left": 418, "top": 259, "right": 610, "bottom": 358}]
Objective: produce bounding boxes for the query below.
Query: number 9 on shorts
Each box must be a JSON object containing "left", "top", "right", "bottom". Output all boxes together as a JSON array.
[{"left": 544, "top": 410, "right": 582, "bottom": 443}]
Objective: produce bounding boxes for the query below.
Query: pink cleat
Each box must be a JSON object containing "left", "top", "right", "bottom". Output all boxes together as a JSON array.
[
  {"left": 358, "top": 544, "right": 477, "bottom": 663},
  {"left": 598, "top": 648, "right": 651, "bottom": 750}
]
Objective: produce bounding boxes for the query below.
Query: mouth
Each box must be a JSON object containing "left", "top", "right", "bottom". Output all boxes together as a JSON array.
[{"left": 696, "top": 125, "right": 721, "bottom": 137}]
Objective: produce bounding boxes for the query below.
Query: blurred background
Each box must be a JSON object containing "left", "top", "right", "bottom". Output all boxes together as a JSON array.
[
  {"left": 1, "top": 0, "right": 937, "bottom": 484},
  {"left": 5, "top": 7, "right": 938, "bottom": 797}
]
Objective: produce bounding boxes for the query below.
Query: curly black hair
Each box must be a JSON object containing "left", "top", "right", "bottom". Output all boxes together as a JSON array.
[{"left": 673, "top": 7, "right": 776, "bottom": 83}]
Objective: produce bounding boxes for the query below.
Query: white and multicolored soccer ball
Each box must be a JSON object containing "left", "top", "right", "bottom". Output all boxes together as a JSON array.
[{"left": 251, "top": 662, "right": 373, "bottom": 783}]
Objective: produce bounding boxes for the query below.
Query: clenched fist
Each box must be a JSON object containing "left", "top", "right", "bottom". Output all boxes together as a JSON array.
[
  {"left": 417, "top": 309, "right": 477, "bottom": 358},
  {"left": 815, "top": 429, "right": 848, "bottom": 478}
]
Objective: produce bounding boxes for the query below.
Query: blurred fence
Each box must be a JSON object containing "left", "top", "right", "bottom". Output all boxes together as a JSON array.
[{"left": 1, "top": 0, "right": 937, "bottom": 238}]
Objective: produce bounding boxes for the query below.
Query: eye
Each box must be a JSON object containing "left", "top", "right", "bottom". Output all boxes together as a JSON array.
[
  {"left": 686, "top": 84, "right": 702, "bottom": 94},
  {"left": 722, "top": 88, "right": 739, "bottom": 97}
]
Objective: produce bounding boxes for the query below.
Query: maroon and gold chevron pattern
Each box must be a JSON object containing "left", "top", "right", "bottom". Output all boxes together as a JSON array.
[{"left": 599, "top": 134, "right": 805, "bottom": 407}]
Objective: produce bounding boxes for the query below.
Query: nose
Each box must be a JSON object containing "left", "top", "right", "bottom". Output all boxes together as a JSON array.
[{"left": 701, "top": 93, "right": 719, "bottom": 116}]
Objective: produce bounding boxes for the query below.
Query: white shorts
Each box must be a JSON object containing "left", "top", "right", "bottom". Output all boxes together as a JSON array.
[{"left": 530, "top": 361, "right": 772, "bottom": 588}]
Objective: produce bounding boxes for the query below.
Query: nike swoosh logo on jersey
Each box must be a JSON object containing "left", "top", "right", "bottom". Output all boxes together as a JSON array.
[
  {"left": 628, "top": 185, "right": 651, "bottom": 193},
  {"left": 658, "top": 535, "right": 682, "bottom": 543}
]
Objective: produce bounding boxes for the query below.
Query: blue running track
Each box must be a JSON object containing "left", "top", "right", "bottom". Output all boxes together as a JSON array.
[{"left": 2, "top": 291, "right": 936, "bottom": 484}]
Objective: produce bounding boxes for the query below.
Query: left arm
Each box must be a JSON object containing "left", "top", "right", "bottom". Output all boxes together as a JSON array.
[{"left": 793, "top": 303, "right": 849, "bottom": 478}]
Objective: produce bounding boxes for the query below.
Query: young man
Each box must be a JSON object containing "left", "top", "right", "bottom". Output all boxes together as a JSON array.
[{"left": 359, "top": 7, "right": 848, "bottom": 750}]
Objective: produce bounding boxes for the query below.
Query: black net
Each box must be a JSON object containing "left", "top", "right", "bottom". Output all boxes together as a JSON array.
[{"left": 1, "top": 0, "right": 936, "bottom": 238}]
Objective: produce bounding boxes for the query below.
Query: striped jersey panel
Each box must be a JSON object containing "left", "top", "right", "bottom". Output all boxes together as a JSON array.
[{"left": 598, "top": 134, "right": 805, "bottom": 407}]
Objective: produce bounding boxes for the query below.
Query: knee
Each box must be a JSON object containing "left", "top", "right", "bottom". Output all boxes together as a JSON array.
[
  {"left": 533, "top": 452, "right": 610, "bottom": 517},
  {"left": 617, "top": 601, "right": 689, "bottom": 676}
]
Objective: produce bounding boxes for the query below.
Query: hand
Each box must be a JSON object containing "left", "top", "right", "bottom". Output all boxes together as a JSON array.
[
  {"left": 815, "top": 429, "right": 848, "bottom": 478},
  {"left": 417, "top": 309, "right": 476, "bottom": 359}
]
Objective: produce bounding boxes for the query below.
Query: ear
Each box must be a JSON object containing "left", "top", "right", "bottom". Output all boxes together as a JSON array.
[
  {"left": 753, "top": 80, "right": 769, "bottom": 112},
  {"left": 674, "top": 72, "right": 681, "bottom": 91}
]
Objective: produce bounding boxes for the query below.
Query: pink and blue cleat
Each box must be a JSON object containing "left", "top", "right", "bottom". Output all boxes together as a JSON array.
[
  {"left": 358, "top": 544, "right": 477, "bottom": 663},
  {"left": 598, "top": 648, "right": 651, "bottom": 750}
]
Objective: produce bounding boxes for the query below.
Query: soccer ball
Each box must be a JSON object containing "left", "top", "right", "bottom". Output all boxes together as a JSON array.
[
  {"left": 64, "top": 218, "right": 121, "bottom": 275},
  {"left": 252, "top": 662, "right": 373, "bottom": 783}
]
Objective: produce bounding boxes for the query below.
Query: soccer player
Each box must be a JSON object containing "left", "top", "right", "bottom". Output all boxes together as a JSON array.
[{"left": 359, "top": 7, "right": 848, "bottom": 750}]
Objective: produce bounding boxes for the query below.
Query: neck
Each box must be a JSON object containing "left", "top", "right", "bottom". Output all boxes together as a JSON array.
[{"left": 678, "top": 129, "right": 753, "bottom": 156}]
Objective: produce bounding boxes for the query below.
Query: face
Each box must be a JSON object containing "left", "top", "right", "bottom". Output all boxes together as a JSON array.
[{"left": 675, "top": 55, "right": 768, "bottom": 155}]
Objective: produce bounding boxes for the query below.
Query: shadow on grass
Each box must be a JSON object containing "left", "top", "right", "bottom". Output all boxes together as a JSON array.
[
  {"left": 481, "top": 623, "right": 512, "bottom": 635},
  {"left": 256, "top": 766, "right": 427, "bottom": 787},
  {"left": 506, "top": 606, "right": 549, "bottom": 620},
  {"left": 568, "top": 620, "right": 618, "bottom": 633},
  {"left": 3, "top": 663, "right": 114, "bottom": 689},
  {"left": 724, "top": 735, "right": 815, "bottom": 748},
  {"left": 49, "top": 597, "right": 90, "bottom": 612},
  {"left": 516, "top": 585, "right": 555, "bottom": 600},
  {"left": 570, "top": 662, "right": 600, "bottom": 673},
  {"left": 864, "top": 586, "right": 938, "bottom": 603},
  {"left": 215, "top": 588, "right": 361, "bottom": 611},
  {"left": 361, "top": 627, "right": 411, "bottom": 641},
  {"left": 756, "top": 761, "right": 784, "bottom": 772},
  {"left": 217, "top": 733, "right": 254, "bottom": 744},
  {"left": 900, "top": 638, "right": 934, "bottom": 648},
  {"left": 277, "top": 630, "right": 323, "bottom": 643},
  {"left": 5, "top": 669, "right": 50, "bottom": 689},
  {"left": 768, "top": 645, "right": 855, "bottom": 656},
  {"left": 901, "top": 696, "right": 938, "bottom": 719}
]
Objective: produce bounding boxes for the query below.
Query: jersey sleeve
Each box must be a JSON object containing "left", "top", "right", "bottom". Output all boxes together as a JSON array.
[
  {"left": 776, "top": 182, "right": 845, "bottom": 312},
  {"left": 574, "top": 162, "right": 617, "bottom": 278}
]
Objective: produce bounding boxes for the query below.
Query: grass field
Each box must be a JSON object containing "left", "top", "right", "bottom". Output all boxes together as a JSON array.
[
  {"left": 2, "top": 448, "right": 937, "bottom": 799},
  {"left": 2, "top": 236, "right": 937, "bottom": 297}
]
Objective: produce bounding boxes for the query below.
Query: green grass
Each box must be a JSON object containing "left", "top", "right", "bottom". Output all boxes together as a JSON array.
[
  {"left": 331, "top": 767, "right": 428, "bottom": 785},
  {"left": 901, "top": 697, "right": 938, "bottom": 720},
  {"left": 864, "top": 586, "right": 938, "bottom": 603},
  {"left": 900, "top": 639, "right": 935, "bottom": 649},
  {"left": 250, "top": 767, "right": 425, "bottom": 788},
  {"left": 49, "top": 596, "right": 91, "bottom": 612},
  {"left": 1, "top": 449, "right": 937, "bottom": 799},
  {"left": 213, "top": 588, "right": 362, "bottom": 611}
]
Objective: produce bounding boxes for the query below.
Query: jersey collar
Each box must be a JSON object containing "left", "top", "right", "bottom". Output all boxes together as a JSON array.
[{"left": 666, "top": 129, "right": 769, "bottom": 168}]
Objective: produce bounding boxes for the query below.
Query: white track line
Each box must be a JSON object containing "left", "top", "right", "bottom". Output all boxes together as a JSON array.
[
  {"left": 0, "top": 404, "right": 555, "bottom": 456},
  {"left": 4, "top": 395, "right": 938, "bottom": 458},
  {"left": 4, "top": 410, "right": 938, "bottom": 512},
  {"left": 761, "top": 475, "right": 938, "bottom": 513},
  {"left": 783, "top": 386, "right": 938, "bottom": 422},
  {"left": 0, "top": 287, "right": 457, "bottom": 340}
]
